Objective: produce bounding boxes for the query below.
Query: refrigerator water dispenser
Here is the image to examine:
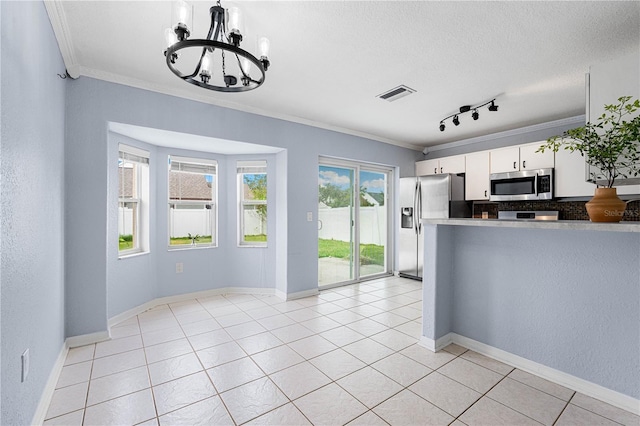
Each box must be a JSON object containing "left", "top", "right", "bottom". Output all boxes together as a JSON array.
[{"left": 401, "top": 207, "right": 413, "bottom": 228}]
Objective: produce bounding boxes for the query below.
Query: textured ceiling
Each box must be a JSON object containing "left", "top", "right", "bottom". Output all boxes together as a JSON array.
[{"left": 47, "top": 1, "right": 640, "bottom": 150}]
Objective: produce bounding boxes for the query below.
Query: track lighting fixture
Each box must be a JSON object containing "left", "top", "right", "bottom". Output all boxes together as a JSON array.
[{"left": 438, "top": 98, "right": 498, "bottom": 132}]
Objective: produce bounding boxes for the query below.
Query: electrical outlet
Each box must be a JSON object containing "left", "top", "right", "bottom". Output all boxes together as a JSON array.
[
  {"left": 175, "top": 262, "right": 183, "bottom": 273},
  {"left": 21, "top": 349, "right": 29, "bottom": 382},
  {"left": 307, "top": 211, "right": 313, "bottom": 222}
]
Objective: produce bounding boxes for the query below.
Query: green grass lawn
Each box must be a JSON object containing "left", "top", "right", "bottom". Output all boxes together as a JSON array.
[
  {"left": 245, "top": 234, "right": 267, "bottom": 242},
  {"left": 170, "top": 235, "right": 213, "bottom": 246},
  {"left": 319, "top": 238, "right": 384, "bottom": 265}
]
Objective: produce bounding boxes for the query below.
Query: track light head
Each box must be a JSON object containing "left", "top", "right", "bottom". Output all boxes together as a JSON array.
[
  {"left": 453, "top": 115, "right": 460, "bottom": 126},
  {"left": 472, "top": 109, "right": 479, "bottom": 120},
  {"left": 439, "top": 122, "right": 445, "bottom": 132},
  {"left": 488, "top": 101, "right": 498, "bottom": 112}
]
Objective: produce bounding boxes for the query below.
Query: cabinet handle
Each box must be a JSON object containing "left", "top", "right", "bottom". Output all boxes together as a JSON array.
[
  {"left": 440, "top": 167, "right": 443, "bottom": 173},
  {"left": 513, "top": 161, "right": 517, "bottom": 169},
  {"left": 484, "top": 190, "right": 487, "bottom": 197},
  {"left": 523, "top": 160, "right": 526, "bottom": 169},
  {"left": 434, "top": 167, "right": 437, "bottom": 174}
]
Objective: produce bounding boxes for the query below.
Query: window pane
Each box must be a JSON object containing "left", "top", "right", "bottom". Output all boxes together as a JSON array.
[
  {"left": 242, "top": 204, "right": 267, "bottom": 242},
  {"left": 118, "top": 161, "right": 136, "bottom": 199},
  {"left": 170, "top": 171, "right": 215, "bottom": 202},
  {"left": 169, "top": 203, "right": 214, "bottom": 246},
  {"left": 118, "top": 201, "right": 137, "bottom": 251},
  {"left": 242, "top": 173, "right": 267, "bottom": 201}
]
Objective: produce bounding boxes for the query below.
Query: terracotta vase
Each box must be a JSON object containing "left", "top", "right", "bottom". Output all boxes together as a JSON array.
[{"left": 585, "top": 188, "right": 627, "bottom": 222}]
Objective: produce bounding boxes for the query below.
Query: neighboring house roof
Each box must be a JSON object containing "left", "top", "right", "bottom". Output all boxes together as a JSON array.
[
  {"left": 170, "top": 171, "right": 214, "bottom": 201},
  {"left": 118, "top": 167, "right": 134, "bottom": 198}
]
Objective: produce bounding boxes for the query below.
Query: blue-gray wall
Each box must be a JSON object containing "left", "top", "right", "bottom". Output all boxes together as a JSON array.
[
  {"left": 423, "top": 224, "right": 640, "bottom": 399},
  {"left": 1, "top": 2, "right": 67, "bottom": 424},
  {"left": 65, "top": 76, "right": 420, "bottom": 336}
]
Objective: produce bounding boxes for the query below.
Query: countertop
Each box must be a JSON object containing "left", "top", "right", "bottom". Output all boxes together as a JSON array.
[{"left": 421, "top": 218, "right": 640, "bottom": 233}]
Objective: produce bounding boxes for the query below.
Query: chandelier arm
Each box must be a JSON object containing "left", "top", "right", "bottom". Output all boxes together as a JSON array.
[{"left": 232, "top": 52, "right": 250, "bottom": 79}]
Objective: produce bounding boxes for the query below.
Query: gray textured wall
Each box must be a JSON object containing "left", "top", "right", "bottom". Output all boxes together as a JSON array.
[{"left": 1, "top": 2, "right": 67, "bottom": 424}]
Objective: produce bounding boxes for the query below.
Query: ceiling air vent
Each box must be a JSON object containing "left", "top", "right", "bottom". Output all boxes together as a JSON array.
[{"left": 377, "top": 85, "right": 416, "bottom": 102}]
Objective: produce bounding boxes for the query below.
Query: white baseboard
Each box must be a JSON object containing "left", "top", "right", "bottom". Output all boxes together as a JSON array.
[
  {"left": 418, "top": 334, "right": 453, "bottom": 352},
  {"left": 31, "top": 342, "right": 69, "bottom": 425},
  {"left": 448, "top": 333, "right": 640, "bottom": 416},
  {"left": 276, "top": 288, "right": 319, "bottom": 301},
  {"left": 66, "top": 330, "right": 111, "bottom": 348}
]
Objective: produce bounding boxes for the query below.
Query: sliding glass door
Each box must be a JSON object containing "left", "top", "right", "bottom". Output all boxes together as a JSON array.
[
  {"left": 318, "top": 159, "right": 391, "bottom": 288},
  {"left": 318, "top": 165, "right": 356, "bottom": 286}
]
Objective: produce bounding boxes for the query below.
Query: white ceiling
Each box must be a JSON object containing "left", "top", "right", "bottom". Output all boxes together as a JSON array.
[{"left": 47, "top": 1, "right": 640, "bottom": 151}]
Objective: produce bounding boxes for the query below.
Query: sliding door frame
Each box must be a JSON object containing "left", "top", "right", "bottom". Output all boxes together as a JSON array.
[{"left": 318, "top": 157, "right": 394, "bottom": 289}]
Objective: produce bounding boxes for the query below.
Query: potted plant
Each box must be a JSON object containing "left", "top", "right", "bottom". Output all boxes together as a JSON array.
[{"left": 538, "top": 96, "right": 640, "bottom": 222}]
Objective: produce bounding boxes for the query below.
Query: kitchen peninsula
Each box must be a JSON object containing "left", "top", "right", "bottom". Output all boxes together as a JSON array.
[{"left": 419, "top": 218, "right": 640, "bottom": 413}]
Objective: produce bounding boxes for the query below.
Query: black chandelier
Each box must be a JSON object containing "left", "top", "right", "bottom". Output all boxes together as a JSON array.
[
  {"left": 439, "top": 99, "right": 498, "bottom": 132},
  {"left": 163, "top": 0, "right": 270, "bottom": 93}
]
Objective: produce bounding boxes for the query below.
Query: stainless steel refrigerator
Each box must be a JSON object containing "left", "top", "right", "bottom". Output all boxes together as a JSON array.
[{"left": 399, "top": 174, "right": 470, "bottom": 280}]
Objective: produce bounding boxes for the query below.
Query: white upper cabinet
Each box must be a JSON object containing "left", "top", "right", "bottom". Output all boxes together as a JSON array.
[
  {"left": 520, "top": 142, "right": 555, "bottom": 170},
  {"left": 416, "top": 155, "right": 465, "bottom": 176},
  {"left": 489, "top": 146, "right": 520, "bottom": 174},
  {"left": 416, "top": 159, "right": 439, "bottom": 176},
  {"left": 465, "top": 151, "right": 490, "bottom": 200},
  {"left": 554, "top": 146, "right": 595, "bottom": 197},
  {"left": 490, "top": 143, "right": 554, "bottom": 174},
  {"left": 438, "top": 155, "right": 465, "bottom": 174}
]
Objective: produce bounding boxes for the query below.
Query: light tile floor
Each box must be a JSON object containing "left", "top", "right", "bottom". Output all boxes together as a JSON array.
[{"left": 45, "top": 276, "right": 639, "bottom": 426}]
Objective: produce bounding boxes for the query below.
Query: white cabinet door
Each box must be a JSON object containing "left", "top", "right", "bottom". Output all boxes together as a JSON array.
[
  {"left": 520, "top": 142, "right": 555, "bottom": 170},
  {"left": 416, "top": 159, "right": 439, "bottom": 176},
  {"left": 465, "top": 151, "right": 490, "bottom": 200},
  {"left": 439, "top": 155, "right": 465, "bottom": 174},
  {"left": 490, "top": 147, "right": 520, "bottom": 174},
  {"left": 555, "top": 147, "right": 596, "bottom": 197}
]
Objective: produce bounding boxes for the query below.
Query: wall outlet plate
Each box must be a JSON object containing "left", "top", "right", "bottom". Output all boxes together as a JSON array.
[
  {"left": 21, "top": 349, "right": 30, "bottom": 382},
  {"left": 175, "top": 262, "right": 183, "bottom": 273},
  {"left": 307, "top": 212, "right": 313, "bottom": 222}
]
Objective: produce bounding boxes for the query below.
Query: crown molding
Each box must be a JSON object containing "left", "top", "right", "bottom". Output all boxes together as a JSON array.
[
  {"left": 44, "top": 0, "right": 80, "bottom": 78},
  {"left": 70, "top": 65, "right": 424, "bottom": 152},
  {"left": 424, "top": 115, "right": 586, "bottom": 154}
]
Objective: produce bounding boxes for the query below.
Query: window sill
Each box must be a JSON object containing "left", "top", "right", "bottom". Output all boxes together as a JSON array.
[
  {"left": 167, "top": 245, "right": 217, "bottom": 252},
  {"left": 118, "top": 250, "right": 150, "bottom": 260}
]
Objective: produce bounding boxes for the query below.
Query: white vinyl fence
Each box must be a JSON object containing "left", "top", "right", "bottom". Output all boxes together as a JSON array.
[
  {"left": 118, "top": 207, "right": 265, "bottom": 237},
  {"left": 318, "top": 206, "right": 386, "bottom": 245}
]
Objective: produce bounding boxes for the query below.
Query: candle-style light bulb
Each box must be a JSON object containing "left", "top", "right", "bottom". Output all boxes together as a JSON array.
[
  {"left": 200, "top": 54, "right": 211, "bottom": 84},
  {"left": 258, "top": 37, "right": 270, "bottom": 58},
  {"left": 227, "top": 7, "right": 243, "bottom": 46},
  {"left": 164, "top": 28, "right": 177, "bottom": 48},
  {"left": 173, "top": 0, "right": 192, "bottom": 41},
  {"left": 228, "top": 7, "right": 242, "bottom": 34}
]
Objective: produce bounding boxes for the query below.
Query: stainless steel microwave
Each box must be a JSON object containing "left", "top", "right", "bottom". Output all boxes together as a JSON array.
[{"left": 489, "top": 168, "right": 554, "bottom": 201}]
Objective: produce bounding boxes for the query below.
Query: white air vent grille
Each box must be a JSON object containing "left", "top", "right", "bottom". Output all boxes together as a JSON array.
[{"left": 377, "top": 85, "right": 416, "bottom": 102}]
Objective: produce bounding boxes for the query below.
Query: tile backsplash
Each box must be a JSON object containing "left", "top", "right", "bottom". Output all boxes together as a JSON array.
[{"left": 473, "top": 200, "right": 640, "bottom": 221}]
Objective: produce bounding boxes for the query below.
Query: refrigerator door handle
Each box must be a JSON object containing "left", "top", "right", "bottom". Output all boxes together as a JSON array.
[
  {"left": 416, "top": 179, "right": 423, "bottom": 235},
  {"left": 413, "top": 180, "right": 420, "bottom": 235}
]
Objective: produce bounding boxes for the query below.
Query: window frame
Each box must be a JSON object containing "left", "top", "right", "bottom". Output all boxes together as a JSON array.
[
  {"left": 238, "top": 161, "right": 268, "bottom": 247},
  {"left": 118, "top": 145, "right": 149, "bottom": 258},
  {"left": 167, "top": 155, "right": 218, "bottom": 250}
]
